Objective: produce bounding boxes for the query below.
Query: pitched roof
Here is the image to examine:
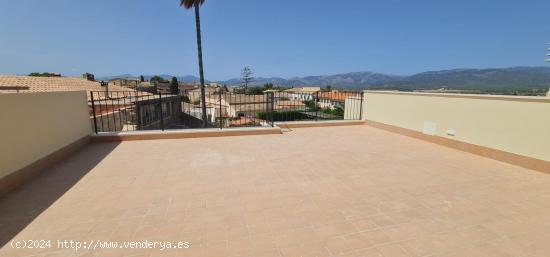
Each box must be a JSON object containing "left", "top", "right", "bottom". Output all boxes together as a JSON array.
[
  {"left": 284, "top": 87, "right": 321, "bottom": 93},
  {"left": 0, "top": 75, "right": 141, "bottom": 100}
]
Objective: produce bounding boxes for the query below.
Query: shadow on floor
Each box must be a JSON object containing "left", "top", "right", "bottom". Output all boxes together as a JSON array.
[{"left": 0, "top": 142, "right": 120, "bottom": 247}]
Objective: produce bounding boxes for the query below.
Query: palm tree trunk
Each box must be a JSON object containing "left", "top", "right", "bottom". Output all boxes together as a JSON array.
[{"left": 194, "top": 1, "right": 208, "bottom": 127}]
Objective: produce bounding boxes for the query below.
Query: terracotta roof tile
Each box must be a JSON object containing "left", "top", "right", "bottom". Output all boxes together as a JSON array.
[{"left": 0, "top": 75, "right": 144, "bottom": 100}]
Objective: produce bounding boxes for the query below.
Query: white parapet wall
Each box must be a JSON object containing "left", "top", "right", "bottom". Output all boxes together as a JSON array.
[
  {"left": 363, "top": 91, "right": 550, "bottom": 162},
  {"left": 0, "top": 91, "right": 92, "bottom": 180}
]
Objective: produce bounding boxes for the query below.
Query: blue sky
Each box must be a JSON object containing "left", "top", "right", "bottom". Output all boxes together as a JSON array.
[{"left": 0, "top": 0, "right": 549, "bottom": 80}]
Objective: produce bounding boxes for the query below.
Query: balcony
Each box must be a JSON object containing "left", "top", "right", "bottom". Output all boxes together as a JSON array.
[{"left": 1, "top": 91, "right": 549, "bottom": 257}]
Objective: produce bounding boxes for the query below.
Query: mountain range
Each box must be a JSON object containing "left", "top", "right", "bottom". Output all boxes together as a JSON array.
[{"left": 98, "top": 66, "right": 550, "bottom": 92}]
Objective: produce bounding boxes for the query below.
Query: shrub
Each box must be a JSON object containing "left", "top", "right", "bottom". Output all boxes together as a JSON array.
[{"left": 258, "top": 111, "right": 310, "bottom": 121}]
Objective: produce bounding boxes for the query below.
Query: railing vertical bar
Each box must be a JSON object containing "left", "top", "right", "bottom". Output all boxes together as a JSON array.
[
  {"left": 159, "top": 92, "right": 164, "bottom": 131},
  {"left": 219, "top": 90, "right": 223, "bottom": 129},
  {"left": 111, "top": 92, "right": 117, "bottom": 131},
  {"left": 123, "top": 91, "right": 129, "bottom": 131},
  {"left": 271, "top": 92, "right": 275, "bottom": 127},
  {"left": 265, "top": 92, "right": 269, "bottom": 127},
  {"left": 98, "top": 92, "right": 104, "bottom": 133},
  {"left": 117, "top": 92, "right": 123, "bottom": 131},
  {"left": 239, "top": 93, "right": 242, "bottom": 127},
  {"left": 105, "top": 91, "right": 111, "bottom": 132},
  {"left": 90, "top": 92, "right": 98, "bottom": 134},
  {"left": 134, "top": 91, "right": 139, "bottom": 131},
  {"left": 115, "top": 91, "right": 120, "bottom": 130},
  {"left": 122, "top": 92, "right": 128, "bottom": 131},
  {"left": 359, "top": 91, "right": 364, "bottom": 120}
]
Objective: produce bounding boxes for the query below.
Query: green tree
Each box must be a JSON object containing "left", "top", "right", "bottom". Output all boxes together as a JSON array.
[
  {"left": 150, "top": 75, "right": 164, "bottom": 83},
  {"left": 170, "top": 77, "right": 179, "bottom": 94},
  {"left": 241, "top": 66, "right": 254, "bottom": 93},
  {"left": 322, "top": 107, "right": 344, "bottom": 117},
  {"left": 263, "top": 83, "right": 274, "bottom": 90},
  {"left": 180, "top": 0, "right": 208, "bottom": 127},
  {"left": 181, "top": 95, "right": 191, "bottom": 103},
  {"left": 247, "top": 87, "right": 264, "bottom": 95},
  {"left": 304, "top": 100, "right": 320, "bottom": 111},
  {"left": 140, "top": 75, "right": 145, "bottom": 82},
  {"left": 324, "top": 85, "right": 332, "bottom": 92}
]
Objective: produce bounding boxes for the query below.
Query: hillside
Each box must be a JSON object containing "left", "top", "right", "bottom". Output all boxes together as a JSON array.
[
  {"left": 377, "top": 67, "right": 550, "bottom": 91},
  {"left": 98, "top": 67, "right": 550, "bottom": 94}
]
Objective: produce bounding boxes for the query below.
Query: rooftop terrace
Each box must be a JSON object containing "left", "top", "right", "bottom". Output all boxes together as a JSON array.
[{"left": 2, "top": 125, "right": 550, "bottom": 257}]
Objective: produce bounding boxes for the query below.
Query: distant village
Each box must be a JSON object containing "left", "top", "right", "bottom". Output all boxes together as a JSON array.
[{"left": 0, "top": 72, "right": 364, "bottom": 131}]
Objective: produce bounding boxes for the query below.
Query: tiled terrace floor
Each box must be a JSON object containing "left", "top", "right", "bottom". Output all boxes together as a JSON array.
[{"left": 1, "top": 125, "right": 550, "bottom": 257}]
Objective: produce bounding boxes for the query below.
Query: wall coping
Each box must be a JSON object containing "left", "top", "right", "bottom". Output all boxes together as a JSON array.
[
  {"left": 90, "top": 126, "right": 282, "bottom": 141},
  {"left": 276, "top": 120, "right": 365, "bottom": 128},
  {"left": 364, "top": 90, "right": 550, "bottom": 103}
]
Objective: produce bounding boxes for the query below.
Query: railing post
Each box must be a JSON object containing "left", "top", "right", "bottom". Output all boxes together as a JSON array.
[
  {"left": 90, "top": 92, "right": 98, "bottom": 134},
  {"left": 359, "top": 91, "right": 364, "bottom": 120},
  {"left": 159, "top": 93, "right": 164, "bottom": 131}
]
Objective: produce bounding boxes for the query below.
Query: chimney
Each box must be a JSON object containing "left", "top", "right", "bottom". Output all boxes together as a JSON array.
[{"left": 82, "top": 72, "right": 95, "bottom": 81}]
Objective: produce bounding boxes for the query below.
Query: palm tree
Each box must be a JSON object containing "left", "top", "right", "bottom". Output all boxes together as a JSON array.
[{"left": 180, "top": 0, "right": 208, "bottom": 127}]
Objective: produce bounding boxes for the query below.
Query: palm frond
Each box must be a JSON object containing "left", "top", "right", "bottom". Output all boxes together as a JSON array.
[{"left": 180, "top": 0, "right": 205, "bottom": 9}]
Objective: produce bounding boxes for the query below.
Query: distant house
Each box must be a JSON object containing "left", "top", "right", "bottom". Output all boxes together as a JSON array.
[
  {"left": 187, "top": 86, "right": 222, "bottom": 101},
  {"left": 180, "top": 93, "right": 272, "bottom": 127},
  {"left": 136, "top": 81, "right": 153, "bottom": 90},
  {"left": 178, "top": 83, "right": 198, "bottom": 94},
  {"left": 109, "top": 78, "right": 140, "bottom": 89},
  {"left": 284, "top": 87, "right": 321, "bottom": 93},
  {"left": 0, "top": 75, "right": 154, "bottom": 132},
  {"left": 154, "top": 81, "right": 172, "bottom": 94},
  {"left": 0, "top": 75, "right": 139, "bottom": 100},
  {"left": 182, "top": 102, "right": 218, "bottom": 124},
  {"left": 154, "top": 81, "right": 199, "bottom": 95},
  {"left": 224, "top": 94, "right": 268, "bottom": 118},
  {"left": 284, "top": 87, "right": 321, "bottom": 101},
  {"left": 208, "top": 82, "right": 223, "bottom": 88},
  {"left": 274, "top": 99, "right": 305, "bottom": 110},
  {"left": 91, "top": 95, "right": 181, "bottom": 132},
  {"left": 135, "top": 95, "right": 182, "bottom": 130},
  {"left": 318, "top": 91, "right": 359, "bottom": 109}
]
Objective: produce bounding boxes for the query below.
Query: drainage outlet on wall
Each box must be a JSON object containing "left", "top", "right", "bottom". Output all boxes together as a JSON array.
[{"left": 446, "top": 129, "right": 456, "bottom": 136}]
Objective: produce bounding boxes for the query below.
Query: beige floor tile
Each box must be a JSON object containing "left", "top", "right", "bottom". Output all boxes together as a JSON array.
[
  {"left": 345, "top": 233, "right": 374, "bottom": 251},
  {"left": 355, "top": 248, "right": 384, "bottom": 257},
  {"left": 376, "top": 243, "right": 411, "bottom": 257},
  {"left": 1, "top": 126, "right": 550, "bottom": 257},
  {"left": 359, "top": 230, "right": 393, "bottom": 246},
  {"left": 324, "top": 237, "right": 354, "bottom": 255}
]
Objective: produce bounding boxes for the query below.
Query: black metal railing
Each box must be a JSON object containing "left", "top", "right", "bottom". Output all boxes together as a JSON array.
[{"left": 89, "top": 89, "right": 364, "bottom": 133}]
